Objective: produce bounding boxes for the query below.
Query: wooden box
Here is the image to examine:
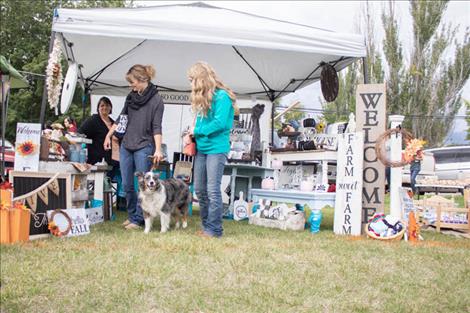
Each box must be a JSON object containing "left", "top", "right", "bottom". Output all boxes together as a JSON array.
[{"left": 249, "top": 211, "right": 305, "bottom": 231}]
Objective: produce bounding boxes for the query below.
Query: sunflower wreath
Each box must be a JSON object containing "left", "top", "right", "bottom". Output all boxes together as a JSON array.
[
  {"left": 375, "top": 128, "right": 413, "bottom": 168},
  {"left": 48, "top": 209, "right": 72, "bottom": 237}
]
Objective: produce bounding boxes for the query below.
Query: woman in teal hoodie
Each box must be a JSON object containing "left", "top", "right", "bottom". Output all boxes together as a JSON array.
[{"left": 188, "top": 62, "right": 236, "bottom": 238}]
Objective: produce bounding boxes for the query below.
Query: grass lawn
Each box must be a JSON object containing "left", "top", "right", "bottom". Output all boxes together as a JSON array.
[{"left": 1, "top": 206, "right": 469, "bottom": 313}]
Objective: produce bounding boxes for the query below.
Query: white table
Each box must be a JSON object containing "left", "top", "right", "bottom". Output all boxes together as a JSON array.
[
  {"left": 251, "top": 188, "right": 336, "bottom": 210},
  {"left": 269, "top": 150, "right": 337, "bottom": 185}
]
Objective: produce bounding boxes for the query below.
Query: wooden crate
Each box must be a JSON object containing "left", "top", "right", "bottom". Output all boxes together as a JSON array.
[
  {"left": 434, "top": 205, "right": 469, "bottom": 233},
  {"left": 415, "top": 194, "right": 469, "bottom": 233}
]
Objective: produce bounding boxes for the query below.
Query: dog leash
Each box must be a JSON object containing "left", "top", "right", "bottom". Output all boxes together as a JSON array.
[{"left": 148, "top": 155, "right": 160, "bottom": 171}]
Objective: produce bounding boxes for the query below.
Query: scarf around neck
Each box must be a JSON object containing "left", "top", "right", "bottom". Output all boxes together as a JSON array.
[{"left": 125, "top": 82, "right": 157, "bottom": 110}]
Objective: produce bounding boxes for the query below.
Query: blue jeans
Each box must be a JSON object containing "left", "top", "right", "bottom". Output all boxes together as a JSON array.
[
  {"left": 194, "top": 152, "right": 227, "bottom": 237},
  {"left": 410, "top": 161, "right": 421, "bottom": 193},
  {"left": 120, "top": 144, "right": 153, "bottom": 225}
]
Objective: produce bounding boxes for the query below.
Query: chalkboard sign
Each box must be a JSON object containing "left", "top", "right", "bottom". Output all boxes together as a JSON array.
[{"left": 11, "top": 172, "right": 70, "bottom": 236}]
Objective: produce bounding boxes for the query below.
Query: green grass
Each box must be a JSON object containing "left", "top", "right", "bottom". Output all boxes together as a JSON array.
[{"left": 1, "top": 207, "right": 469, "bottom": 313}]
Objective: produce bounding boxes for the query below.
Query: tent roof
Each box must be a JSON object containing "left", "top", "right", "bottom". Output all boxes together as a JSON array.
[
  {"left": 0, "top": 55, "right": 29, "bottom": 89},
  {"left": 52, "top": 2, "right": 366, "bottom": 99}
]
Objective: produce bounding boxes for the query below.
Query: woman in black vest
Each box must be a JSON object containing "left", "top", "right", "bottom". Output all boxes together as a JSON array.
[{"left": 104, "top": 64, "right": 165, "bottom": 230}]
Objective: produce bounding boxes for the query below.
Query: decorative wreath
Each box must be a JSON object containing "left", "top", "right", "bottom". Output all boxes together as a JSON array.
[
  {"left": 48, "top": 209, "right": 72, "bottom": 237},
  {"left": 375, "top": 128, "right": 413, "bottom": 168},
  {"left": 46, "top": 38, "right": 64, "bottom": 110}
]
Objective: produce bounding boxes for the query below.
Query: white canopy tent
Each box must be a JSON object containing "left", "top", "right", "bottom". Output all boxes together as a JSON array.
[{"left": 48, "top": 2, "right": 366, "bottom": 161}]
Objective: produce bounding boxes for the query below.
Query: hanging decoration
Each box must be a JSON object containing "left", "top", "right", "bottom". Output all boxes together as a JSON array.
[
  {"left": 13, "top": 173, "right": 61, "bottom": 212},
  {"left": 46, "top": 38, "right": 64, "bottom": 111},
  {"left": 49, "top": 179, "right": 60, "bottom": 197},
  {"left": 26, "top": 194, "right": 38, "bottom": 212},
  {"left": 320, "top": 63, "right": 339, "bottom": 102},
  {"left": 37, "top": 188, "right": 49, "bottom": 206}
]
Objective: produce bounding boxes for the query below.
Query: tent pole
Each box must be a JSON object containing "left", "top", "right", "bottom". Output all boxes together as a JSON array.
[
  {"left": 39, "top": 31, "right": 56, "bottom": 129},
  {"left": 269, "top": 90, "right": 275, "bottom": 147},
  {"left": 362, "top": 57, "right": 369, "bottom": 84},
  {"left": 1, "top": 76, "right": 10, "bottom": 181},
  {"left": 82, "top": 84, "right": 89, "bottom": 121}
]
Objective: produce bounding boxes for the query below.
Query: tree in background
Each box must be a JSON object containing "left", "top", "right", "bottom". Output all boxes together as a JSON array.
[
  {"left": 466, "top": 99, "right": 470, "bottom": 141},
  {"left": 0, "top": 0, "right": 128, "bottom": 142},
  {"left": 382, "top": 0, "right": 470, "bottom": 146},
  {"left": 323, "top": 1, "right": 384, "bottom": 124},
  {"left": 322, "top": 0, "right": 469, "bottom": 147}
]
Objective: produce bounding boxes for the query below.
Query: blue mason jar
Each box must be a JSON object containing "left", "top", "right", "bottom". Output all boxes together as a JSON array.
[{"left": 309, "top": 209, "right": 322, "bottom": 234}]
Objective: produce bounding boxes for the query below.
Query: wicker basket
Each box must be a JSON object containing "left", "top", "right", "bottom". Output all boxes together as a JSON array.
[{"left": 366, "top": 223, "right": 406, "bottom": 242}]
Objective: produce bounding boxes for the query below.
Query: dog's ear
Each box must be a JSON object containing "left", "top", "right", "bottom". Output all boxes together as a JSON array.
[
  {"left": 135, "top": 172, "right": 145, "bottom": 191},
  {"left": 135, "top": 172, "right": 144, "bottom": 184}
]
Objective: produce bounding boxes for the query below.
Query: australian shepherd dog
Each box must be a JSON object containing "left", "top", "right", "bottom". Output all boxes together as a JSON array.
[{"left": 135, "top": 171, "right": 191, "bottom": 233}]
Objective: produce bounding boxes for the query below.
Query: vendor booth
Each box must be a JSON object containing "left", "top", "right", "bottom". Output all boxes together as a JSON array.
[{"left": 4, "top": 2, "right": 368, "bottom": 241}]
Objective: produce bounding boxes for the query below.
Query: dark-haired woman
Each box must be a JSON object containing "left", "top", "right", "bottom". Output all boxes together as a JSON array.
[{"left": 79, "top": 96, "right": 117, "bottom": 166}]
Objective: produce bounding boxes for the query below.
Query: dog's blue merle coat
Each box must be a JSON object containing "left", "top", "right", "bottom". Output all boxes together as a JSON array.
[{"left": 136, "top": 172, "right": 191, "bottom": 216}]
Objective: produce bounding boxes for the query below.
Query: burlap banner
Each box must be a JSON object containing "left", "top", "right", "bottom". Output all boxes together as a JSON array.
[
  {"left": 38, "top": 188, "right": 49, "bottom": 206},
  {"left": 26, "top": 194, "right": 38, "bottom": 212},
  {"left": 13, "top": 173, "right": 60, "bottom": 212},
  {"left": 48, "top": 178, "right": 60, "bottom": 196}
]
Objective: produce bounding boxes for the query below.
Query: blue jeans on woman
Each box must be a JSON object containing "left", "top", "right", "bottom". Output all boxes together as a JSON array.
[
  {"left": 410, "top": 160, "right": 421, "bottom": 194},
  {"left": 194, "top": 152, "right": 227, "bottom": 237},
  {"left": 120, "top": 144, "right": 153, "bottom": 225}
]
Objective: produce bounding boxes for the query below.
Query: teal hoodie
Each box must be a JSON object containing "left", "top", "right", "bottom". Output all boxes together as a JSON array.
[{"left": 193, "top": 89, "right": 234, "bottom": 154}]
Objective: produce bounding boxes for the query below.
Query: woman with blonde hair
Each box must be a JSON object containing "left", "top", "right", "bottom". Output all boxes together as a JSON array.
[
  {"left": 104, "top": 64, "right": 165, "bottom": 230},
  {"left": 188, "top": 61, "right": 236, "bottom": 238}
]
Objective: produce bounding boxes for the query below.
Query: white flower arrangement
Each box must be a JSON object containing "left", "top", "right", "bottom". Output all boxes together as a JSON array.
[{"left": 46, "top": 38, "right": 64, "bottom": 110}]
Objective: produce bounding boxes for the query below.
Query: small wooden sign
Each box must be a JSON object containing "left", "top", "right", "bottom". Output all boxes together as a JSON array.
[
  {"left": 311, "top": 134, "right": 338, "bottom": 150},
  {"left": 47, "top": 208, "right": 90, "bottom": 237},
  {"left": 399, "top": 188, "right": 416, "bottom": 223},
  {"left": 86, "top": 207, "right": 104, "bottom": 225},
  {"left": 14, "top": 123, "right": 41, "bottom": 172}
]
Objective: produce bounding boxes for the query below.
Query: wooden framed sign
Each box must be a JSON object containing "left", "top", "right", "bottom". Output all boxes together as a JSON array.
[{"left": 334, "top": 132, "right": 364, "bottom": 235}]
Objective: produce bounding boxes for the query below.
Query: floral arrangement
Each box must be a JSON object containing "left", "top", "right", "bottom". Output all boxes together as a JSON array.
[
  {"left": 48, "top": 221, "right": 62, "bottom": 237},
  {"left": 46, "top": 38, "right": 64, "bottom": 110},
  {"left": 13, "top": 202, "right": 29, "bottom": 211},
  {"left": 16, "top": 140, "right": 37, "bottom": 156},
  {"left": 403, "top": 139, "right": 426, "bottom": 164}
]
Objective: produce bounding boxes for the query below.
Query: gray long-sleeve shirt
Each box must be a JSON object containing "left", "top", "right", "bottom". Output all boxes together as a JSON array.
[{"left": 118, "top": 93, "right": 164, "bottom": 151}]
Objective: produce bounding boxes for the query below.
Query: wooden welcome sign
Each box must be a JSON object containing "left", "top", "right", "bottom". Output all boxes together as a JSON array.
[{"left": 355, "top": 84, "right": 386, "bottom": 223}]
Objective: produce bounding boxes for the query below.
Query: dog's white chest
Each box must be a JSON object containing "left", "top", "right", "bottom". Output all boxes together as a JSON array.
[{"left": 140, "top": 187, "right": 166, "bottom": 216}]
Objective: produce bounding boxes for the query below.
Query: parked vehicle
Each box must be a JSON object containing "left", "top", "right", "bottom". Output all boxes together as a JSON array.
[
  {"left": 423, "top": 145, "right": 470, "bottom": 180},
  {"left": 0, "top": 139, "right": 15, "bottom": 178}
]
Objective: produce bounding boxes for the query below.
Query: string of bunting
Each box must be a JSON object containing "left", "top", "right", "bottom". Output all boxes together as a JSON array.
[{"left": 13, "top": 173, "right": 61, "bottom": 212}]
